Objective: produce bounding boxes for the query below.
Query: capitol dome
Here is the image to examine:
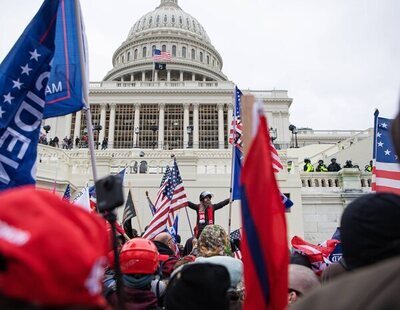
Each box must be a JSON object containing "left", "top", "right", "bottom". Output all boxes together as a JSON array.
[{"left": 103, "top": 0, "right": 228, "bottom": 82}]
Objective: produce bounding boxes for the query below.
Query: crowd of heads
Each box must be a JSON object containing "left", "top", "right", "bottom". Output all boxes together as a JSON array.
[{"left": 0, "top": 187, "right": 244, "bottom": 310}]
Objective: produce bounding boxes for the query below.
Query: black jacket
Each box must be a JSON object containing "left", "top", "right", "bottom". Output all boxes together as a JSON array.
[{"left": 188, "top": 198, "right": 230, "bottom": 237}]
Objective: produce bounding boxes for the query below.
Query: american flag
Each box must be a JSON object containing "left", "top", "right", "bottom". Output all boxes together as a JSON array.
[
  {"left": 143, "top": 160, "right": 188, "bottom": 240},
  {"left": 372, "top": 115, "right": 400, "bottom": 194},
  {"left": 291, "top": 236, "right": 340, "bottom": 276},
  {"left": 62, "top": 184, "right": 71, "bottom": 202},
  {"left": 230, "top": 228, "right": 242, "bottom": 260},
  {"left": 229, "top": 87, "right": 243, "bottom": 150},
  {"left": 152, "top": 49, "right": 172, "bottom": 62}
]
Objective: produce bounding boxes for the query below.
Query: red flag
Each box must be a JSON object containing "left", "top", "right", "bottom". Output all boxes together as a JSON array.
[{"left": 240, "top": 114, "right": 288, "bottom": 310}]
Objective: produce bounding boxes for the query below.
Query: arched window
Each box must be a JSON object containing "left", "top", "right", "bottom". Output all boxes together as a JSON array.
[
  {"left": 199, "top": 52, "right": 203, "bottom": 62},
  {"left": 191, "top": 49, "right": 195, "bottom": 60},
  {"left": 156, "top": 15, "right": 160, "bottom": 24},
  {"left": 162, "top": 45, "right": 167, "bottom": 52},
  {"left": 142, "top": 46, "right": 147, "bottom": 58},
  {"left": 152, "top": 45, "right": 156, "bottom": 55},
  {"left": 142, "top": 18, "right": 146, "bottom": 27},
  {"left": 172, "top": 15, "right": 175, "bottom": 23},
  {"left": 186, "top": 18, "right": 190, "bottom": 28},
  {"left": 139, "top": 161, "right": 148, "bottom": 174},
  {"left": 179, "top": 16, "right": 183, "bottom": 24},
  {"left": 127, "top": 51, "right": 131, "bottom": 61},
  {"left": 182, "top": 47, "right": 186, "bottom": 58},
  {"left": 207, "top": 55, "right": 210, "bottom": 65},
  {"left": 192, "top": 21, "right": 196, "bottom": 31},
  {"left": 149, "top": 17, "right": 152, "bottom": 25},
  {"left": 134, "top": 49, "right": 138, "bottom": 60},
  {"left": 164, "top": 15, "right": 167, "bottom": 23},
  {"left": 212, "top": 59, "right": 215, "bottom": 66},
  {"left": 172, "top": 45, "right": 177, "bottom": 57},
  {"left": 121, "top": 55, "right": 125, "bottom": 63}
]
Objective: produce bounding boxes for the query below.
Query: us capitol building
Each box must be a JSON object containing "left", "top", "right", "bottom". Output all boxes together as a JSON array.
[{"left": 39, "top": 0, "right": 373, "bottom": 243}]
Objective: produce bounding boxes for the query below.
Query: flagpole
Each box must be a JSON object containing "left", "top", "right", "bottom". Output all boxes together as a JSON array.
[
  {"left": 184, "top": 207, "right": 194, "bottom": 238},
  {"left": 228, "top": 86, "right": 237, "bottom": 234},
  {"left": 74, "top": 0, "right": 98, "bottom": 186},
  {"left": 128, "top": 182, "right": 143, "bottom": 234}
]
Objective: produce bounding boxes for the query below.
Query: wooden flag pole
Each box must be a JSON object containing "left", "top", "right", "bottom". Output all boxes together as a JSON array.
[{"left": 241, "top": 94, "right": 255, "bottom": 159}]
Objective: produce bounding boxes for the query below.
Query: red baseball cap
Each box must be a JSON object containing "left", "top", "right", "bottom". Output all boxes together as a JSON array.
[{"left": 0, "top": 186, "right": 109, "bottom": 308}]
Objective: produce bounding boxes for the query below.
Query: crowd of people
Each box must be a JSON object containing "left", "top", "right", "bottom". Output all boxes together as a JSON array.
[
  {"left": 303, "top": 158, "right": 373, "bottom": 173},
  {"left": 2, "top": 183, "right": 399, "bottom": 309},
  {"left": 39, "top": 134, "right": 109, "bottom": 150}
]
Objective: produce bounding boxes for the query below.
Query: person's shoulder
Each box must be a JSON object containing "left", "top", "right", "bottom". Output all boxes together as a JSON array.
[{"left": 292, "top": 256, "right": 400, "bottom": 310}]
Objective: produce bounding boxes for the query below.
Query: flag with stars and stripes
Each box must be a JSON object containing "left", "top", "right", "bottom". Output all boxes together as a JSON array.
[
  {"left": 230, "top": 228, "right": 242, "bottom": 260},
  {"left": 152, "top": 49, "right": 172, "bottom": 62},
  {"left": 372, "top": 113, "right": 400, "bottom": 194},
  {"left": 0, "top": 0, "right": 87, "bottom": 191},
  {"left": 143, "top": 159, "right": 188, "bottom": 240},
  {"left": 62, "top": 184, "right": 71, "bottom": 201}
]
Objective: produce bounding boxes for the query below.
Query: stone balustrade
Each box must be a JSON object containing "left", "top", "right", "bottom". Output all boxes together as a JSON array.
[{"left": 300, "top": 169, "right": 372, "bottom": 191}]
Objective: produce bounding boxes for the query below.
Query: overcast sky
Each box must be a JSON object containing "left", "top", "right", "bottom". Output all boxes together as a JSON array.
[{"left": 1, "top": 0, "right": 400, "bottom": 130}]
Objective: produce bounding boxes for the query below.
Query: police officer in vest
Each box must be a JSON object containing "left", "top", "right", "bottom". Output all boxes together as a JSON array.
[
  {"left": 303, "top": 158, "right": 314, "bottom": 172},
  {"left": 365, "top": 160, "right": 373, "bottom": 172},
  {"left": 316, "top": 160, "right": 328, "bottom": 172},
  {"left": 188, "top": 191, "right": 230, "bottom": 238}
]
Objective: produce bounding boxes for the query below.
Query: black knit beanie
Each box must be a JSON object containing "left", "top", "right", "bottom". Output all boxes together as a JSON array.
[{"left": 341, "top": 193, "right": 400, "bottom": 270}]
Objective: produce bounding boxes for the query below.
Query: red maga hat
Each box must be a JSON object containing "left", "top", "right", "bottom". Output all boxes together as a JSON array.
[{"left": 0, "top": 186, "right": 109, "bottom": 308}]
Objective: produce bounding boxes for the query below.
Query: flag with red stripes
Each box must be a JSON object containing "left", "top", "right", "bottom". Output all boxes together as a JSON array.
[
  {"left": 143, "top": 160, "right": 188, "bottom": 240},
  {"left": 291, "top": 236, "right": 340, "bottom": 276},
  {"left": 372, "top": 113, "right": 400, "bottom": 194},
  {"left": 270, "top": 142, "right": 283, "bottom": 172}
]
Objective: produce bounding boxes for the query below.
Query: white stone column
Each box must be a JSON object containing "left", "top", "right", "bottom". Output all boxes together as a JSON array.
[
  {"left": 65, "top": 114, "right": 72, "bottom": 138},
  {"left": 203, "top": 76, "right": 206, "bottom": 82},
  {"left": 98, "top": 104, "right": 107, "bottom": 145},
  {"left": 108, "top": 103, "right": 116, "bottom": 149},
  {"left": 158, "top": 103, "right": 165, "bottom": 149},
  {"left": 133, "top": 103, "right": 141, "bottom": 147},
  {"left": 192, "top": 73, "right": 195, "bottom": 81},
  {"left": 155, "top": 71, "right": 158, "bottom": 82},
  {"left": 142, "top": 71, "right": 146, "bottom": 81},
  {"left": 167, "top": 70, "right": 171, "bottom": 82},
  {"left": 180, "top": 71, "right": 183, "bottom": 82},
  {"left": 183, "top": 103, "right": 189, "bottom": 148},
  {"left": 73, "top": 110, "right": 82, "bottom": 148},
  {"left": 193, "top": 103, "right": 199, "bottom": 148},
  {"left": 130, "top": 74, "right": 134, "bottom": 81},
  {"left": 227, "top": 103, "right": 233, "bottom": 149},
  {"left": 218, "top": 103, "right": 225, "bottom": 149}
]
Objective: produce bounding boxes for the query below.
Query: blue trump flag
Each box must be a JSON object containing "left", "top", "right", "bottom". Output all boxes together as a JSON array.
[
  {"left": 44, "top": 0, "right": 87, "bottom": 118},
  {"left": 0, "top": 0, "right": 87, "bottom": 190},
  {"left": 230, "top": 86, "right": 243, "bottom": 201}
]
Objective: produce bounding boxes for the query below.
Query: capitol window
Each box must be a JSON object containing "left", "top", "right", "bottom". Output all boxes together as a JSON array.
[
  {"left": 127, "top": 51, "right": 131, "bottom": 61},
  {"left": 152, "top": 45, "right": 156, "bottom": 55},
  {"left": 182, "top": 47, "right": 186, "bottom": 58},
  {"left": 134, "top": 49, "right": 138, "bottom": 60},
  {"left": 172, "top": 45, "right": 177, "bottom": 57},
  {"left": 164, "top": 15, "right": 167, "bottom": 23},
  {"left": 207, "top": 55, "right": 210, "bottom": 65},
  {"left": 142, "top": 46, "right": 147, "bottom": 58},
  {"left": 192, "top": 20, "right": 196, "bottom": 31},
  {"left": 191, "top": 49, "right": 195, "bottom": 60},
  {"left": 179, "top": 16, "right": 182, "bottom": 24},
  {"left": 156, "top": 15, "right": 160, "bottom": 24},
  {"left": 162, "top": 45, "right": 166, "bottom": 52},
  {"left": 200, "top": 52, "right": 203, "bottom": 62},
  {"left": 149, "top": 17, "right": 152, "bottom": 25},
  {"left": 186, "top": 18, "right": 190, "bottom": 28},
  {"left": 172, "top": 15, "right": 175, "bottom": 23}
]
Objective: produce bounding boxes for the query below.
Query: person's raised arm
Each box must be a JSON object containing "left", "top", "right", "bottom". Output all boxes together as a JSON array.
[
  {"left": 213, "top": 198, "right": 230, "bottom": 210},
  {"left": 187, "top": 201, "right": 198, "bottom": 210}
]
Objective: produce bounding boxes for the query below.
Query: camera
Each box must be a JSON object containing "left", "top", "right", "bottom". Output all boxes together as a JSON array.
[{"left": 95, "top": 175, "right": 124, "bottom": 212}]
